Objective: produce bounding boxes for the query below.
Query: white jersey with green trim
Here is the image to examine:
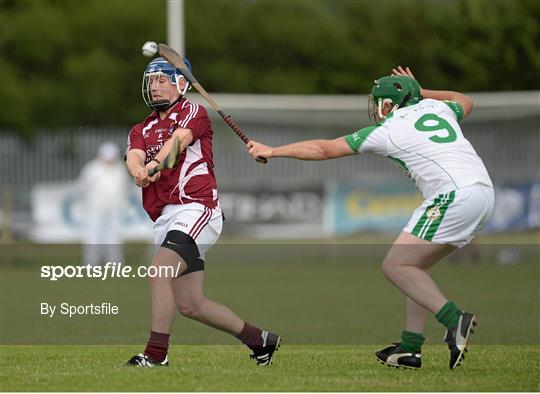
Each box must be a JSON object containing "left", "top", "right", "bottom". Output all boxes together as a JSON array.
[{"left": 345, "top": 98, "right": 493, "bottom": 199}]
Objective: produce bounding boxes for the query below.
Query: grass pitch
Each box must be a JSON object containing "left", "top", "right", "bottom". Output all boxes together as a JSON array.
[
  {"left": 1, "top": 238, "right": 538, "bottom": 391},
  {"left": 1, "top": 345, "right": 538, "bottom": 391}
]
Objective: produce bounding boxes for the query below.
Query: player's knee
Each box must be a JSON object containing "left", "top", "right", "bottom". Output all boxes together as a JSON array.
[
  {"left": 177, "top": 298, "right": 204, "bottom": 319},
  {"left": 381, "top": 258, "right": 399, "bottom": 280},
  {"left": 161, "top": 230, "right": 205, "bottom": 276}
]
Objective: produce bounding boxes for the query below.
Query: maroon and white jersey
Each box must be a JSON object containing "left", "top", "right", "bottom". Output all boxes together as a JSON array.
[{"left": 127, "top": 98, "right": 219, "bottom": 222}]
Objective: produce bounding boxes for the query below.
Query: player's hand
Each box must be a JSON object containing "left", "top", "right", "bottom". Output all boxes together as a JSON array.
[
  {"left": 247, "top": 140, "right": 273, "bottom": 161},
  {"left": 133, "top": 167, "right": 150, "bottom": 188},
  {"left": 392, "top": 66, "right": 416, "bottom": 80},
  {"left": 133, "top": 164, "right": 159, "bottom": 188},
  {"left": 144, "top": 161, "right": 161, "bottom": 183},
  {"left": 392, "top": 66, "right": 425, "bottom": 96}
]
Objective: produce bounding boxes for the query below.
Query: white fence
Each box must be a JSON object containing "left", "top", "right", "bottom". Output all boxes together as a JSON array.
[{"left": 1, "top": 91, "right": 538, "bottom": 188}]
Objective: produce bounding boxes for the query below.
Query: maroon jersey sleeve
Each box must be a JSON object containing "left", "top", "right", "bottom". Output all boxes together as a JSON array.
[
  {"left": 127, "top": 124, "right": 146, "bottom": 152},
  {"left": 182, "top": 104, "right": 211, "bottom": 141}
]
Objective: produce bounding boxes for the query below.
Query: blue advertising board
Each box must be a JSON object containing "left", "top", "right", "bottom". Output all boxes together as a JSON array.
[
  {"left": 330, "top": 181, "right": 422, "bottom": 235},
  {"left": 485, "top": 183, "right": 540, "bottom": 233},
  {"left": 330, "top": 182, "right": 540, "bottom": 235}
]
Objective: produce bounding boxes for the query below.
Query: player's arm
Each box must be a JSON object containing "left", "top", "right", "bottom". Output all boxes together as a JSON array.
[
  {"left": 126, "top": 149, "right": 153, "bottom": 187},
  {"left": 152, "top": 127, "right": 193, "bottom": 164},
  {"left": 150, "top": 103, "right": 210, "bottom": 167},
  {"left": 420, "top": 88, "right": 473, "bottom": 119},
  {"left": 247, "top": 137, "right": 354, "bottom": 161},
  {"left": 392, "top": 66, "right": 473, "bottom": 119},
  {"left": 127, "top": 128, "right": 193, "bottom": 187},
  {"left": 125, "top": 124, "right": 159, "bottom": 187}
]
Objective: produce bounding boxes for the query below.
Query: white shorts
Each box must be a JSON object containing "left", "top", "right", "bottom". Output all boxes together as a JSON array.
[
  {"left": 154, "top": 202, "right": 223, "bottom": 260},
  {"left": 404, "top": 183, "right": 495, "bottom": 248}
]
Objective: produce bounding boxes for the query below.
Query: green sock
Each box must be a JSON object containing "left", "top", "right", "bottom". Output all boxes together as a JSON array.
[
  {"left": 401, "top": 330, "right": 425, "bottom": 353},
  {"left": 435, "top": 301, "right": 461, "bottom": 330}
]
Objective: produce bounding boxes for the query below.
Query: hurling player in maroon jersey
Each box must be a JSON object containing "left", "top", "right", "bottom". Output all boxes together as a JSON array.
[{"left": 124, "top": 57, "right": 280, "bottom": 367}]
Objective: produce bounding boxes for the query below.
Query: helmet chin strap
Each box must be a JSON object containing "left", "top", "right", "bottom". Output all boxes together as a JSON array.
[
  {"left": 168, "top": 95, "right": 182, "bottom": 109},
  {"left": 150, "top": 95, "right": 181, "bottom": 113}
]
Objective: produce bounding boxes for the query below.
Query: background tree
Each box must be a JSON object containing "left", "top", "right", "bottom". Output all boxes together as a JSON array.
[{"left": 1, "top": 0, "right": 538, "bottom": 136}]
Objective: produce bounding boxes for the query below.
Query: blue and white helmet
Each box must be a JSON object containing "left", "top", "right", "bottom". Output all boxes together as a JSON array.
[{"left": 141, "top": 57, "right": 192, "bottom": 112}]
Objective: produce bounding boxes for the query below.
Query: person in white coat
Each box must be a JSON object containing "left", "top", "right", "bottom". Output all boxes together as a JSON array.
[{"left": 78, "top": 142, "right": 129, "bottom": 266}]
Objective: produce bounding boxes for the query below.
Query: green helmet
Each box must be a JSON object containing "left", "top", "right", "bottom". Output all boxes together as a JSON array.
[{"left": 368, "top": 75, "right": 421, "bottom": 122}]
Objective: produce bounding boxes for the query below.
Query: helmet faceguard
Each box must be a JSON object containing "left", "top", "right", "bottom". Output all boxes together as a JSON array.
[
  {"left": 368, "top": 76, "right": 421, "bottom": 123},
  {"left": 142, "top": 57, "right": 192, "bottom": 112}
]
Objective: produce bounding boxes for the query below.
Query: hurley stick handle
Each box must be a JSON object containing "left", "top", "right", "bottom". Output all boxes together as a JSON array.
[
  {"left": 223, "top": 115, "right": 249, "bottom": 144},
  {"left": 221, "top": 113, "right": 268, "bottom": 164},
  {"left": 148, "top": 165, "right": 160, "bottom": 177}
]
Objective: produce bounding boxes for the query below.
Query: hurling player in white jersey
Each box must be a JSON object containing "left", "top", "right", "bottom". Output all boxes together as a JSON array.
[{"left": 248, "top": 66, "right": 494, "bottom": 370}]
